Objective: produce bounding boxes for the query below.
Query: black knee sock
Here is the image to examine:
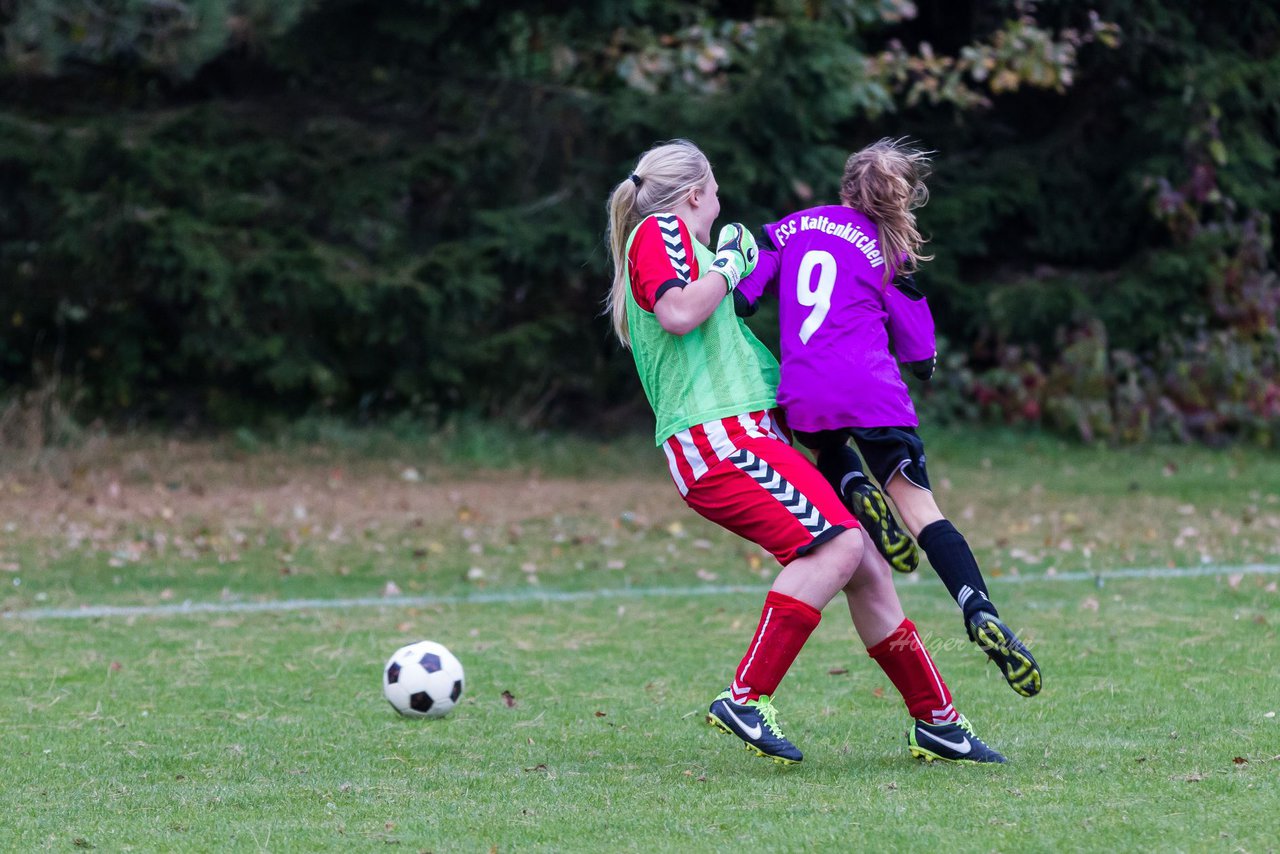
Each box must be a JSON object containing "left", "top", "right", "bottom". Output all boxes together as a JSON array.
[
  {"left": 815, "top": 443, "right": 868, "bottom": 504},
  {"left": 917, "top": 519, "right": 997, "bottom": 621}
]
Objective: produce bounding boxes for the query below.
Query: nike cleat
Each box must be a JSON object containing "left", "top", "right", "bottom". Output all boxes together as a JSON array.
[
  {"left": 908, "top": 715, "right": 1006, "bottom": 764},
  {"left": 847, "top": 478, "right": 918, "bottom": 573},
  {"left": 708, "top": 691, "right": 802, "bottom": 764},
  {"left": 967, "top": 611, "right": 1042, "bottom": 698}
]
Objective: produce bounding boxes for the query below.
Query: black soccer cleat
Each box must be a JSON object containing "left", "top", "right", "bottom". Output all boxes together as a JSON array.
[
  {"left": 708, "top": 691, "right": 803, "bottom": 765},
  {"left": 847, "top": 477, "right": 918, "bottom": 573},
  {"left": 908, "top": 716, "right": 1007, "bottom": 764},
  {"left": 967, "top": 611, "right": 1042, "bottom": 698}
]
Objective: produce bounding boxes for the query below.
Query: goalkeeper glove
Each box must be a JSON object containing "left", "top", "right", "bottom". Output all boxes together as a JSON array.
[
  {"left": 905, "top": 352, "right": 937, "bottom": 381},
  {"left": 708, "top": 223, "right": 758, "bottom": 292}
]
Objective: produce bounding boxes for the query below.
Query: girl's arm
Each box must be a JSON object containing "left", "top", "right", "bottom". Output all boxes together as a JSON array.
[
  {"left": 654, "top": 269, "right": 739, "bottom": 335},
  {"left": 630, "top": 213, "right": 738, "bottom": 336},
  {"left": 884, "top": 273, "right": 936, "bottom": 372},
  {"left": 734, "top": 245, "right": 781, "bottom": 317}
]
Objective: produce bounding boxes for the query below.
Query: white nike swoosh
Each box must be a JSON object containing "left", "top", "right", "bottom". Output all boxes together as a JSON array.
[
  {"left": 918, "top": 727, "right": 971, "bottom": 754},
  {"left": 721, "top": 704, "right": 763, "bottom": 741}
]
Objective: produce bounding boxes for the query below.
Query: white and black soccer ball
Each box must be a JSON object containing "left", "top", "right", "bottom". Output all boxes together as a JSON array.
[{"left": 383, "top": 640, "right": 465, "bottom": 719}]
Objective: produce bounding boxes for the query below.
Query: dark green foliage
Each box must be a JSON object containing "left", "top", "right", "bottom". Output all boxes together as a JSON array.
[{"left": 0, "top": 0, "right": 1276, "bottom": 444}]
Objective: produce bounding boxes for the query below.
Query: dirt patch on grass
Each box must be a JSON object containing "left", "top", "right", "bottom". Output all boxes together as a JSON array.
[{"left": 0, "top": 439, "right": 681, "bottom": 537}]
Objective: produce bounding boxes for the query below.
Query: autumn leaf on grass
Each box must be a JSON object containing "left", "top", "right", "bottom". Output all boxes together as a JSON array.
[{"left": 502, "top": 690, "right": 517, "bottom": 708}]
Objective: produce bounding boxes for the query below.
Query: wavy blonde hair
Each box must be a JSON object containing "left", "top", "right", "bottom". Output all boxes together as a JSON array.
[
  {"left": 840, "top": 138, "right": 934, "bottom": 284},
  {"left": 604, "top": 139, "right": 713, "bottom": 348}
]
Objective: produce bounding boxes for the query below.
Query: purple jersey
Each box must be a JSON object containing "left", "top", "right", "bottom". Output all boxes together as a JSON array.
[{"left": 737, "top": 205, "right": 935, "bottom": 431}]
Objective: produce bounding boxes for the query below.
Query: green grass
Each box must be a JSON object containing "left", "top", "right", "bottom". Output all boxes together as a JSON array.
[
  {"left": 7, "top": 580, "right": 1278, "bottom": 851},
  {"left": 2, "top": 427, "right": 1279, "bottom": 851}
]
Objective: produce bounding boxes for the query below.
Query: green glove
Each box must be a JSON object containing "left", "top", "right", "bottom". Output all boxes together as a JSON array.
[{"left": 708, "top": 223, "right": 758, "bottom": 292}]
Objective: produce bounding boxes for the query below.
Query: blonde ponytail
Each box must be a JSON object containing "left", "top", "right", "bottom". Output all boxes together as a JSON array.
[
  {"left": 840, "top": 138, "right": 934, "bottom": 284},
  {"left": 604, "top": 140, "right": 713, "bottom": 348}
]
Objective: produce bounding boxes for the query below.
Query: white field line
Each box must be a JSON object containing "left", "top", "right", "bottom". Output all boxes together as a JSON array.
[{"left": 5, "top": 563, "right": 1279, "bottom": 622}]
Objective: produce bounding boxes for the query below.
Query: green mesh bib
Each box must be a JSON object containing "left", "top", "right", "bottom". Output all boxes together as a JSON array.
[{"left": 625, "top": 218, "right": 779, "bottom": 445}]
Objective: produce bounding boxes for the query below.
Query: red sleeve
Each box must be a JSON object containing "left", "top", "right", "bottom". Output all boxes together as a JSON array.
[{"left": 627, "top": 213, "right": 700, "bottom": 312}]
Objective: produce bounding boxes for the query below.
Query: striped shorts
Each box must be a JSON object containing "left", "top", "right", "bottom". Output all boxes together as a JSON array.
[{"left": 662, "top": 410, "right": 857, "bottom": 566}]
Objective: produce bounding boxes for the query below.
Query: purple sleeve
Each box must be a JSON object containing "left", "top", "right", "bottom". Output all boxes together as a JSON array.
[
  {"left": 884, "top": 281, "right": 936, "bottom": 363},
  {"left": 735, "top": 247, "right": 780, "bottom": 306}
]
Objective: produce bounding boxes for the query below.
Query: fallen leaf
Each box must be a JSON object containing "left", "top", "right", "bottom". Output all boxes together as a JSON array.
[
  {"left": 595, "top": 711, "right": 607, "bottom": 717},
  {"left": 1228, "top": 573, "right": 1244, "bottom": 590},
  {"left": 524, "top": 764, "right": 548, "bottom": 773},
  {"left": 1232, "top": 756, "right": 1248, "bottom": 765},
  {"left": 1080, "top": 596, "right": 1100, "bottom": 612},
  {"left": 872, "top": 686, "right": 885, "bottom": 699},
  {"left": 502, "top": 690, "right": 517, "bottom": 708},
  {"left": 828, "top": 667, "right": 849, "bottom": 676}
]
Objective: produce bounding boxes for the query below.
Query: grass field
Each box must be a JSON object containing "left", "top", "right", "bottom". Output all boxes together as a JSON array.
[{"left": 2, "top": 426, "right": 1278, "bottom": 852}]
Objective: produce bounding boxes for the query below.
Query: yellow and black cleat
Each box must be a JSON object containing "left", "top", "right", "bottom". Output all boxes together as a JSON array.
[
  {"left": 968, "top": 612, "right": 1042, "bottom": 698},
  {"left": 707, "top": 691, "right": 803, "bottom": 765},
  {"left": 908, "top": 715, "right": 1007, "bottom": 763},
  {"left": 848, "top": 480, "right": 919, "bottom": 573}
]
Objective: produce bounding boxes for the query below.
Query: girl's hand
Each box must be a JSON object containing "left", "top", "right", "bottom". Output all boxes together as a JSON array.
[{"left": 709, "top": 223, "right": 759, "bottom": 292}]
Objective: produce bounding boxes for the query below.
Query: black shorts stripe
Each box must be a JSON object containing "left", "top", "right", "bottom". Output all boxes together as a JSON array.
[{"left": 728, "top": 448, "right": 833, "bottom": 537}]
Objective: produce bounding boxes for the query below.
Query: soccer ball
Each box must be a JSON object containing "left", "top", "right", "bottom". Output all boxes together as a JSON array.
[{"left": 383, "top": 640, "right": 465, "bottom": 719}]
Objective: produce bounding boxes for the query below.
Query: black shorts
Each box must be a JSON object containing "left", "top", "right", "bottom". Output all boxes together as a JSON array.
[{"left": 795, "top": 426, "right": 931, "bottom": 491}]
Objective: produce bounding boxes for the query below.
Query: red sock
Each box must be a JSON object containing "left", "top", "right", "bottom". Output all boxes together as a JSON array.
[
  {"left": 729, "top": 591, "right": 822, "bottom": 703},
  {"left": 866, "top": 618, "right": 959, "bottom": 724}
]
